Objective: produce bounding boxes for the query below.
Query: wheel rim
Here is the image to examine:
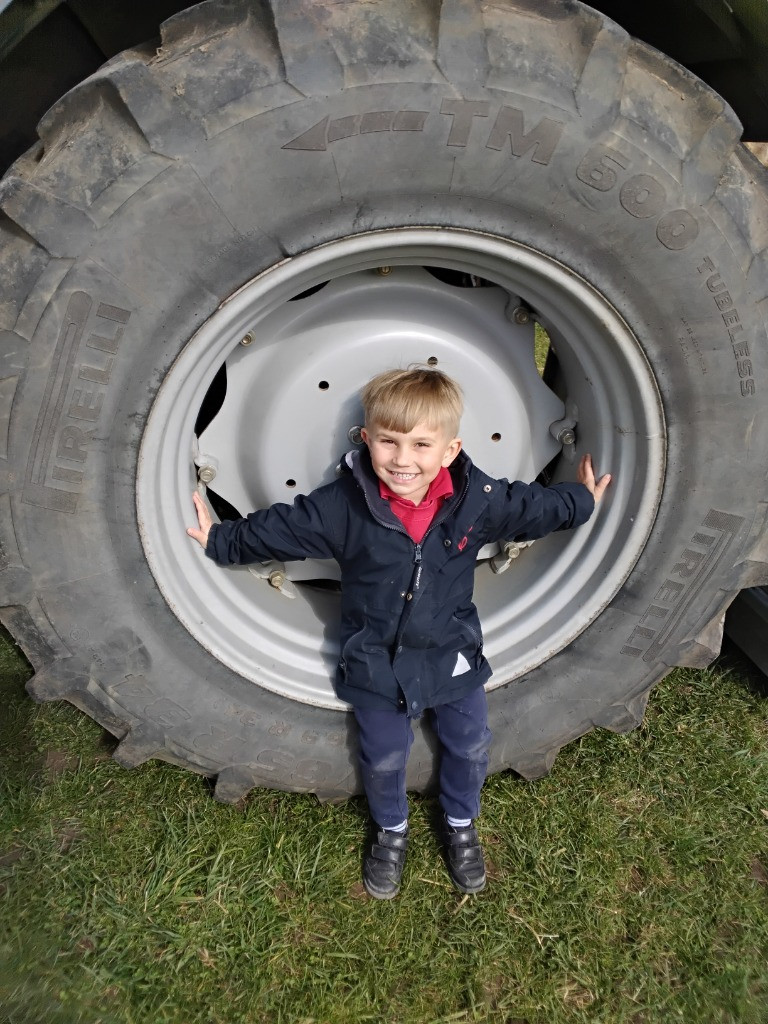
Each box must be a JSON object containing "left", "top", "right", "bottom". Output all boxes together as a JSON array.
[{"left": 137, "top": 228, "right": 665, "bottom": 710}]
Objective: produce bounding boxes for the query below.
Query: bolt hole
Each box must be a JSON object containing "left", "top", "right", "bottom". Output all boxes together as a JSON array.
[
  {"left": 491, "top": 433, "right": 501, "bottom": 442},
  {"left": 318, "top": 380, "right": 329, "bottom": 390},
  {"left": 427, "top": 356, "right": 438, "bottom": 366},
  {"left": 286, "top": 479, "right": 296, "bottom": 488}
]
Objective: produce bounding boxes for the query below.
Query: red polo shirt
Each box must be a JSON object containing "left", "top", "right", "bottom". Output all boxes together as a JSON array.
[{"left": 378, "top": 466, "right": 454, "bottom": 543}]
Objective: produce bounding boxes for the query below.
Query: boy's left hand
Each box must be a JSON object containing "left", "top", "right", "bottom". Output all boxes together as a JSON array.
[{"left": 578, "top": 454, "right": 612, "bottom": 505}]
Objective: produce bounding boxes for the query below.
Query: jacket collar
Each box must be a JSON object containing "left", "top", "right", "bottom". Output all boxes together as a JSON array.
[{"left": 343, "top": 447, "right": 474, "bottom": 530}]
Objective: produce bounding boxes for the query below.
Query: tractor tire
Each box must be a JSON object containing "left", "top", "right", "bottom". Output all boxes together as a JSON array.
[{"left": 1, "top": 0, "right": 767, "bottom": 803}]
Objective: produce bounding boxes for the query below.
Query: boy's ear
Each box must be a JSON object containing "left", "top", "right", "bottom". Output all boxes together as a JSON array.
[
  {"left": 442, "top": 437, "right": 462, "bottom": 466},
  {"left": 360, "top": 427, "right": 370, "bottom": 446}
]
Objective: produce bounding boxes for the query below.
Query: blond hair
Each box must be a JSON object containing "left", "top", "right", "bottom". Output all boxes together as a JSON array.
[{"left": 361, "top": 367, "right": 463, "bottom": 438}]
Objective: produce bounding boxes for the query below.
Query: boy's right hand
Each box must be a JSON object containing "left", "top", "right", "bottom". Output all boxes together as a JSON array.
[{"left": 187, "top": 490, "right": 213, "bottom": 548}]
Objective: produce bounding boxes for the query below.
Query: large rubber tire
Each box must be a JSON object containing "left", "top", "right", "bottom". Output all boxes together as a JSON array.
[{"left": 1, "top": 0, "right": 767, "bottom": 803}]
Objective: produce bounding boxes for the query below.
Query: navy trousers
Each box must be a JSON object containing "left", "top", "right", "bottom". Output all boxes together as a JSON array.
[{"left": 353, "top": 687, "right": 491, "bottom": 829}]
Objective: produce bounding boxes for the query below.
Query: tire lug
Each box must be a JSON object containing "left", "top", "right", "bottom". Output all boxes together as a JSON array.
[
  {"left": 267, "top": 570, "right": 297, "bottom": 598},
  {"left": 489, "top": 539, "right": 535, "bottom": 574},
  {"left": 195, "top": 454, "right": 219, "bottom": 484}
]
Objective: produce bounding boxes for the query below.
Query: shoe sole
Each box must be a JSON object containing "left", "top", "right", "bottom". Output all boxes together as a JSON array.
[
  {"left": 446, "top": 870, "right": 487, "bottom": 894},
  {"left": 364, "top": 882, "right": 400, "bottom": 900}
]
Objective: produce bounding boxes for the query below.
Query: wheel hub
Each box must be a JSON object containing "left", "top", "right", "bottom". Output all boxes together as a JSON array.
[{"left": 195, "top": 265, "right": 563, "bottom": 583}]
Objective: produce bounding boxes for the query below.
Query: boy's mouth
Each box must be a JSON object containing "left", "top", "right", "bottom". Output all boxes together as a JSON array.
[{"left": 388, "top": 470, "right": 418, "bottom": 481}]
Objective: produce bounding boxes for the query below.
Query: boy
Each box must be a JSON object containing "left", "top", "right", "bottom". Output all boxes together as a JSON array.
[{"left": 187, "top": 367, "right": 610, "bottom": 899}]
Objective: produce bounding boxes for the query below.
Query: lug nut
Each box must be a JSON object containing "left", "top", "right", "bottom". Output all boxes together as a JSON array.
[
  {"left": 198, "top": 464, "right": 217, "bottom": 483},
  {"left": 348, "top": 426, "right": 364, "bottom": 445},
  {"left": 376, "top": 266, "right": 392, "bottom": 276},
  {"left": 268, "top": 571, "right": 286, "bottom": 589},
  {"left": 557, "top": 428, "right": 576, "bottom": 446},
  {"left": 241, "top": 332, "right": 254, "bottom": 346},
  {"left": 512, "top": 306, "right": 530, "bottom": 325}
]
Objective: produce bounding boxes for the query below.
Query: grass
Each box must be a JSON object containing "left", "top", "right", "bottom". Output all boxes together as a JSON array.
[
  {"left": 534, "top": 322, "right": 550, "bottom": 375},
  {"left": 1, "top": 623, "right": 767, "bottom": 1024}
]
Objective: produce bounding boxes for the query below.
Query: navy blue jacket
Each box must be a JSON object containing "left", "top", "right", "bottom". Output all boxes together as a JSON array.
[{"left": 206, "top": 449, "right": 594, "bottom": 713}]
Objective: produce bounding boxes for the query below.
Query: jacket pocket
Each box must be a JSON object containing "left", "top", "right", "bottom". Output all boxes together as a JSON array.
[
  {"left": 450, "top": 613, "right": 484, "bottom": 670},
  {"left": 338, "top": 626, "right": 368, "bottom": 675}
]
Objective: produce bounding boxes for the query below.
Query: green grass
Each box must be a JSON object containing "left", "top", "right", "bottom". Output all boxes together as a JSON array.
[
  {"left": 1, "top": 624, "right": 767, "bottom": 1024},
  {"left": 534, "top": 323, "right": 550, "bottom": 375}
]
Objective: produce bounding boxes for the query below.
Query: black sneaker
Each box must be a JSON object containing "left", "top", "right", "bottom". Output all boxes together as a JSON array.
[
  {"left": 441, "top": 817, "right": 486, "bottom": 893},
  {"left": 363, "top": 825, "right": 408, "bottom": 900}
]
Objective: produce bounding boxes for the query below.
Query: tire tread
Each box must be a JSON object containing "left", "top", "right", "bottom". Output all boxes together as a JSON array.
[{"left": 0, "top": 214, "right": 50, "bottom": 332}]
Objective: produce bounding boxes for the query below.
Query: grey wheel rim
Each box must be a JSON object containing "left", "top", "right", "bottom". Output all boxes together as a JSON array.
[{"left": 137, "top": 228, "right": 665, "bottom": 709}]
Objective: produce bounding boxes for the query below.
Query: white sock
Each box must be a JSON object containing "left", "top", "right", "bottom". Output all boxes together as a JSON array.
[
  {"left": 446, "top": 815, "right": 472, "bottom": 829},
  {"left": 385, "top": 819, "right": 408, "bottom": 833}
]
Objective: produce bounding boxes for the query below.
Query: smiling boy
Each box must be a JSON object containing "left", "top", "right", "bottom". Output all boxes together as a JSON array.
[
  {"left": 360, "top": 371, "right": 463, "bottom": 506},
  {"left": 188, "top": 367, "right": 610, "bottom": 899}
]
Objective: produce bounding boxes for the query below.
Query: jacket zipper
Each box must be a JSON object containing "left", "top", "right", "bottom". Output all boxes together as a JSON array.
[
  {"left": 412, "top": 543, "right": 423, "bottom": 591},
  {"left": 455, "top": 614, "right": 483, "bottom": 652}
]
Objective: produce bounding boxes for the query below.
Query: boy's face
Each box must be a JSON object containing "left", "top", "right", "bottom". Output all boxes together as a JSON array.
[{"left": 361, "top": 420, "right": 462, "bottom": 506}]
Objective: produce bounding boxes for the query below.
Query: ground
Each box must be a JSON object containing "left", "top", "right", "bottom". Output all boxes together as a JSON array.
[{"left": 1, "top": 625, "right": 767, "bottom": 1024}]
